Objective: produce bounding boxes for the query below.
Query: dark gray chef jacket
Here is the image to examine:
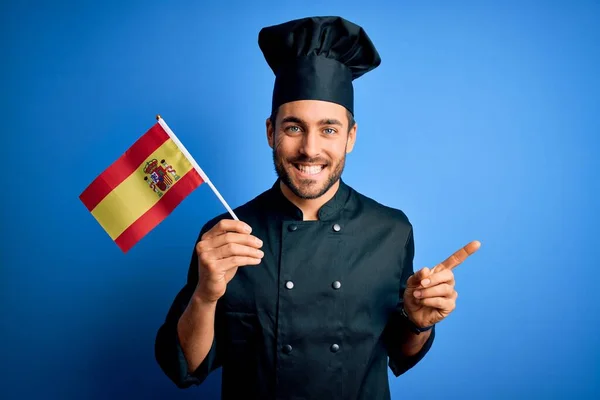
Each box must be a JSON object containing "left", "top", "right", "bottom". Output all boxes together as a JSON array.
[{"left": 155, "top": 179, "right": 435, "bottom": 399}]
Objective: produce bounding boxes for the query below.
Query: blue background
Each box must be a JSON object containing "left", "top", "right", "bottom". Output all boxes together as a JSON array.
[{"left": 2, "top": 0, "right": 599, "bottom": 399}]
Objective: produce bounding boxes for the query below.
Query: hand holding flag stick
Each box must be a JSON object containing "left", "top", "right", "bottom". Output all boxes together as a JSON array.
[{"left": 80, "top": 115, "right": 238, "bottom": 252}]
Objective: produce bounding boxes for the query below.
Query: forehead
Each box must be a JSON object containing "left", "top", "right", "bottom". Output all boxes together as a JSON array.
[{"left": 277, "top": 100, "right": 347, "bottom": 121}]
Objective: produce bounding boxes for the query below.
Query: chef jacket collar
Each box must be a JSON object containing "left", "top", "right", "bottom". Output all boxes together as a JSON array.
[{"left": 269, "top": 178, "right": 351, "bottom": 221}]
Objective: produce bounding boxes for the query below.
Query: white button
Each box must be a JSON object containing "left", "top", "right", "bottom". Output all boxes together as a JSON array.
[{"left": 285, "top": 281, "right": 294, "bottom": 289}]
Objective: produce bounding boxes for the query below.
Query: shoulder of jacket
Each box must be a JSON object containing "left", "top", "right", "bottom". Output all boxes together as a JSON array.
[{"left": 350, "top": 186, "right": 412, "bottom": 227}]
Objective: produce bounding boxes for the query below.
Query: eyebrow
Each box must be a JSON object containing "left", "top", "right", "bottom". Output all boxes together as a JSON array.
[
  {"left": 281, "top": 116, "right": 306, "bottom": 125},
  {"left": 319, "top": 118, "right": 343, "bottom": 126},
  {"left": 280, "top": 116, "right": 343, "bottom": 126}
]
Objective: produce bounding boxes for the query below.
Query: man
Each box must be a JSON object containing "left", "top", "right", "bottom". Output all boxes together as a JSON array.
[{"left": 155, "top": 16, "right": 480, "bottom": 399}]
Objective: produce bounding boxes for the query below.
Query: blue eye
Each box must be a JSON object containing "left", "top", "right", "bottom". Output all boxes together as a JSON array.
[
  {"left": 324, "top": 128, "right": 336, "bottom": 134},
  {"left": 286, "top": 125, "right": 301, "bottom": 133}
]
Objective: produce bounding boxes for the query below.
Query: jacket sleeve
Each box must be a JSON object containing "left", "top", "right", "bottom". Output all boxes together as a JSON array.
[
  {"left": 154, "top": 224, "right": 221, "bottom": 388},
  {"left": 384, "top": 226, "right": 436, "bottom": 377}
]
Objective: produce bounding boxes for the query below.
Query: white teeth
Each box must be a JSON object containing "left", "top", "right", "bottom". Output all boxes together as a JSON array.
[{"left": 297, "top": 164, "right": 324, "bottom": 175}]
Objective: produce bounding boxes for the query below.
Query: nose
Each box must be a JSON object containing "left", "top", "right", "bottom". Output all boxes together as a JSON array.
[{"left": 299, "top": 130, "right": 320, "bottom": 158}]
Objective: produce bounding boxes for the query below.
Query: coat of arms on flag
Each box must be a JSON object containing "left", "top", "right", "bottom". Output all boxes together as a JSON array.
[{"left": 143, "top": 158, "right": 181, "bottom": 197}]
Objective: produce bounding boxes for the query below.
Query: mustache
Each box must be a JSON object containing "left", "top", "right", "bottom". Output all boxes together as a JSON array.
[{"left": 287, "top": 156, "right": 329, "bottom": 165}]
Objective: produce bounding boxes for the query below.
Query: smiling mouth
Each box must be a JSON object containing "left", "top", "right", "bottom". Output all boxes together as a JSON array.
[{"left": 293, "top": 163, "right": 326, "bottom": 176}]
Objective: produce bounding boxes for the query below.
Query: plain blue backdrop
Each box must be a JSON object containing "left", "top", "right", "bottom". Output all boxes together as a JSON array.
[{"left": 2, "top": 0, "right": 599, "bottom": 399}]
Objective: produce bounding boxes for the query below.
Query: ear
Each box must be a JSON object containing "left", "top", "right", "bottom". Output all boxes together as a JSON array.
[
  {"left": 345, "top": 122, "right": 357, "bottom": 154},
  {"left": 266, "top": 117, "right": 274, "bottom": 149}
]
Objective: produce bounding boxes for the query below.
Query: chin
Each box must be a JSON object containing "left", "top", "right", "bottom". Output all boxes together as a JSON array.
[
  {"left": 287, "top": 172, "right": 334, "bottom": 200},
  {"left": 294, "top": 185, "right": 326, "bottom": 199}
]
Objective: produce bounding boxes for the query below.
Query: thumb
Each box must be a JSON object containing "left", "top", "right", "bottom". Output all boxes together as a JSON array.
[{"left": 406, "top": 267, "right": 431, "bottom": 288}]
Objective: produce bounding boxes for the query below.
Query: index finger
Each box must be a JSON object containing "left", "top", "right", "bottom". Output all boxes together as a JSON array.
[
  {"left": 201, "top": 219, "right": 253, "bottom": 240},
  {"left": 435, "top": 240, "right": 481, "bottom": 271}
]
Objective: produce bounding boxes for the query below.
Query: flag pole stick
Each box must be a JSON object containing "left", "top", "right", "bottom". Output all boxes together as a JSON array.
[{"left": 156, "top": 115, "right": 239, "bottom": 221}]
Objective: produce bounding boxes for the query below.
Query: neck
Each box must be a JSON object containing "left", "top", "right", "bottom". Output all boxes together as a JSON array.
[{"left": 280, "top": 179, "right": 340, "bottom": 221}]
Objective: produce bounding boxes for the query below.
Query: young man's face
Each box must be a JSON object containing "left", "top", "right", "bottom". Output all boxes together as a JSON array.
[{"left": 267, "top": 100, "right": 356, "bottom": 200}]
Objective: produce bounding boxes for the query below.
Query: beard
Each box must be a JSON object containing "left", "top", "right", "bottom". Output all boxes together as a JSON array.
[{"left": 272, "top": 147, "right": 346, "bottom": 200}]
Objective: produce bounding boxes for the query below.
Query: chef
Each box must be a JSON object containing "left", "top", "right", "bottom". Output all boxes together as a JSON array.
[{"left": 155, "top": 15, "right": 480, "bottom": 400}]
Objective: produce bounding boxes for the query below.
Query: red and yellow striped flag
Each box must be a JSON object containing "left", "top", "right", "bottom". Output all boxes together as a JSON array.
[{"left": 80, "top": 117, "right": 205, "bottom": 252}]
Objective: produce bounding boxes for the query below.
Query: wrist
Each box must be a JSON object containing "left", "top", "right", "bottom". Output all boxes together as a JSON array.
[
  {"left": 401, "top": 306, "right": 434, "bottom": 334},
  {"left": 192, "top": 286, "right": 220, "bottom": 307}
]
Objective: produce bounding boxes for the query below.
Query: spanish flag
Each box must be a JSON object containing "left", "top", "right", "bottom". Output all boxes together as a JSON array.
[{"left": 79, "top": 116, "right": 218, "bottom": 253}]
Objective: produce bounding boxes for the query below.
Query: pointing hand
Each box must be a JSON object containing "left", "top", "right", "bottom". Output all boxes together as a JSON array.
[{"left": 403, "top": 240, "right": 481, "bottom": 328}]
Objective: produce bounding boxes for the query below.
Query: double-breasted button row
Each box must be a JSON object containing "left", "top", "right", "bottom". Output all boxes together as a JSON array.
[
  {"left": 281, "top": 344, "right": 340, "bottom": 354},
  {"left": 287, "top": 223, "right": 342, "bottom": 232},
  {"left": 284, "top": 280, "right": 341, "bottom": 290}
]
